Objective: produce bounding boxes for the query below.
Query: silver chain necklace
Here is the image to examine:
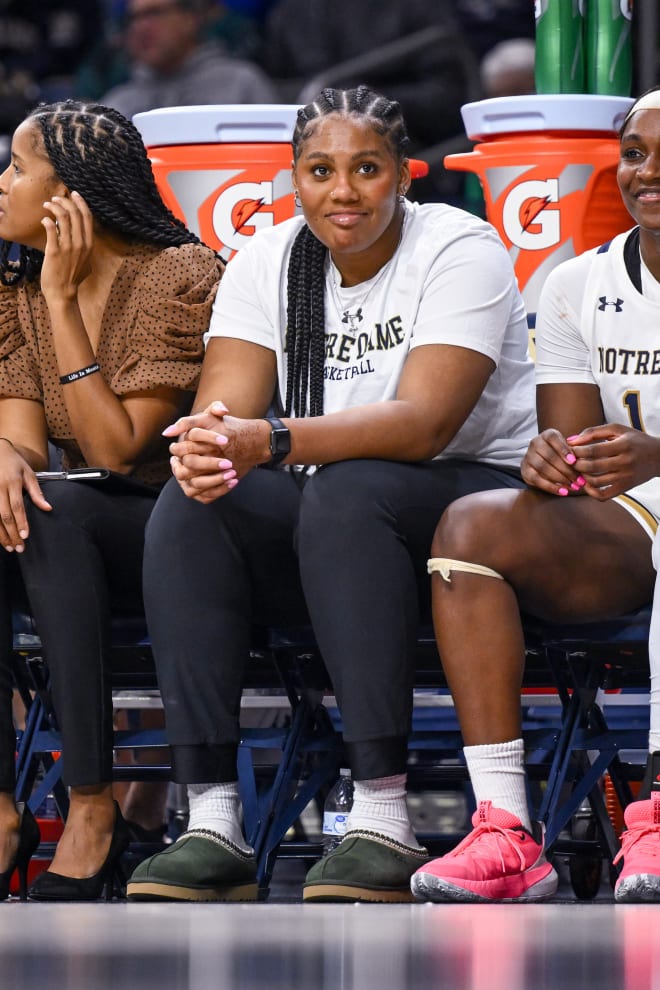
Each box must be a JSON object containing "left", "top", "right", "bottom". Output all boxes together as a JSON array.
[
  {"left": 329, "top": 262, "right": 391, "bottom": 333},
  {"left": 327, "top": 210, "right": 407, "bottom": 334}
]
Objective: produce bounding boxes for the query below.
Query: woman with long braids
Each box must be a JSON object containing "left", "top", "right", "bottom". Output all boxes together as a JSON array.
[
  {"left": 128, "top": 85, "right": 537, "bottom": 903},
  {"left": 0, "top": 100, "right": 222, "bottom": 901}
]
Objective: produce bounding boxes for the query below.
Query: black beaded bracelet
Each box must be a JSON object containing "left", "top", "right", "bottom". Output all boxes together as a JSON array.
[{"left": 59, "top": 362, "right": 100, "bottom": 385}]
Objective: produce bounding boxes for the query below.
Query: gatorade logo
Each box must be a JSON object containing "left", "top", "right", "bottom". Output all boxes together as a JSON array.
[
  {"left": 212, "top": 180, "right": 275, "bottom": 254},
  {"left": 149, "top": 148, "right": 296, "bottom": 260},
  {"left": 502, "top": 179, "right": 560, "bottom": 250}
]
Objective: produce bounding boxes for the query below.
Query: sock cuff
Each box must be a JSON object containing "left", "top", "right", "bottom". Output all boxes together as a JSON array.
[
  {"left": 464, "top": 739, "right": 525, "bottom": 763},
  {"left": 188, "top": 782, "right": 239, "bottom": 800},
  {"left": 353, "top": 773, "right": 407, "bottom": 801}
]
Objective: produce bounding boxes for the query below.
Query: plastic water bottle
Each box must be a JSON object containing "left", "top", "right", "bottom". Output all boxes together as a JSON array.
[
  {"left": 534, "top": 0, "right": 586, "bottom": 94},
  {"left": 322, "top": 768, "right": 353, "bottom": 855},
  {"left": 585, "top": 0, "right": 633, "bottom": 97}
]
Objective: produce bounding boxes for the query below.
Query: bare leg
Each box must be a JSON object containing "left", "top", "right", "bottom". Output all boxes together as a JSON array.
[
  {"left": 48, "top": 784, "right": 117, "bottom": 879},
  {"left": 431, "top": 488, "right": 655, "bottom": 747},
  {"left": 0, "top": 791, "right": 20, "bottom": 875},
  {"left": 410, "top": 488, "right": 655, "bottom": 903}
]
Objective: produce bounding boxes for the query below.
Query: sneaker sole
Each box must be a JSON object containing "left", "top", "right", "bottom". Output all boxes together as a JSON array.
[
  {"left": 615, "top": 874, "right": 660, "bottom": 903},
  {"left": 303, "top": 882, "right": 416, "bottom": 903},
  {"left": 410, "top": 868, "right": 558, "bottom": 904},
  {"left": 126, "top": 881, "right": 259, "bottom": 902}
]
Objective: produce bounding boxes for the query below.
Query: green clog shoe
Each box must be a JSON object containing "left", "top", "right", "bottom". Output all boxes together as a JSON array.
[
  {"left": 303, "top": 829, "right": 429, "bottom": 903},
  {"left": 126, "top": 829, "right": 258, "bottom": 902}
]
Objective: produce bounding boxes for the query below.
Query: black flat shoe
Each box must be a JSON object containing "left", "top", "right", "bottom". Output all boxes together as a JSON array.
[
  {"left": 0, "top": 802, "right": 41, "bottom": 901},
  {"left": 28, "top": 802, "right": 130, "bottom": 902}
]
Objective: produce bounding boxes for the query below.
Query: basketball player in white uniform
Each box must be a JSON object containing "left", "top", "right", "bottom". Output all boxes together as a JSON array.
[{"left": 411, "top": 86, "right": 660, "bottom": 905}]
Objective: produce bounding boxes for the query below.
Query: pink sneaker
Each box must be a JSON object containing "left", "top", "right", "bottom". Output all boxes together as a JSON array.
[
  {"left": 410, "top": 801, "right": 558, "bottom": 903},
  {"left": 614, "top": 794, "right": 660, "bottom": 903}
]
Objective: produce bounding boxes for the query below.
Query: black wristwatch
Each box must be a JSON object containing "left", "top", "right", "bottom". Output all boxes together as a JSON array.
[{"left": 264, "top": 416, "right": 291, "bottom": 465}]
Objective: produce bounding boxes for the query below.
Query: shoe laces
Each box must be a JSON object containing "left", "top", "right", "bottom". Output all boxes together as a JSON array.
[
  {"left": 614, "top": 821, "right": 660, "bottom": 865},
  {"left": 448, "top": 820, "right": 530, "bottom": 873}
]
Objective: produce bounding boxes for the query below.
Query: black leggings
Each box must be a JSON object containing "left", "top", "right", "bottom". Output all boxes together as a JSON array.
[
  {"left": 143, "top": 459, "right": 524, "bottom": 784},
  {"left": 0, "top": 479, "right": 156, "bottom": 791}
]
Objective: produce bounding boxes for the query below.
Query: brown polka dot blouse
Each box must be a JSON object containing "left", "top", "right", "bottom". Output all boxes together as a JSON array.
[{"left": 0, "top": 241, "right": 223, "bottom": 487}]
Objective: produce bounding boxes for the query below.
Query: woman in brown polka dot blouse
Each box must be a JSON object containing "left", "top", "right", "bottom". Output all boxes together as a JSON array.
[{"left": 0, "top": 100, "right": 222, "bottom": 901}]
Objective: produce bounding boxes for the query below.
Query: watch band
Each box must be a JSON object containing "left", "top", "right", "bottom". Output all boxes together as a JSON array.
[{"left": 264, "top": 416, "right": 291, "bottom": 466}]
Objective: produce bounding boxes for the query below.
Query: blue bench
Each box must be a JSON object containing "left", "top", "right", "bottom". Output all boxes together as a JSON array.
[{"left": 11, "top": 605, "right": 651, "bottom": 896}]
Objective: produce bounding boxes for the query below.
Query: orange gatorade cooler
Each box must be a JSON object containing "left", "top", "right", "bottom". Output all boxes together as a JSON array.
[
  {"left": 444, "top": 94, "right": 634, "bottom": 328},
  {"left": 133, "top": 104, "right": 301, "bottom": 262},
  {"left": 133, "top": 105, "right": 430, "bottom": 263}
]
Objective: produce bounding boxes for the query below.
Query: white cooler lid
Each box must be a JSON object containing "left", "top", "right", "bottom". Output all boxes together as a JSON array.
[
  {"left": 461, "top": 94, "right": 635, "bottom": 140},
  {"left": 133, "top": 104, "right": 300, "bottom": 146}
]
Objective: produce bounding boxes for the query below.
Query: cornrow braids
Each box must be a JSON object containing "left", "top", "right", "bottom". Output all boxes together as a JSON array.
[
  {"left": 1, "top": 100, "right": 202, "bottom": 285},
  {"left": 292, "top": 85, "right": 410, "bottom": 164},
  {"left": 285, "top": 86, "right": 409, "bottom": 418}
]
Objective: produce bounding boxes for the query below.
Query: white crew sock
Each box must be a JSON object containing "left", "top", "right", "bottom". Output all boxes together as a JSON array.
[
  {"left": 187, "top": 782, "right": 253, "bottom": 854},
  {"left": 347, "top": 773, "right": 422, "bottom": 849},
  {"left": 464, "top": 738, "right": 532, "bottom": 832}
]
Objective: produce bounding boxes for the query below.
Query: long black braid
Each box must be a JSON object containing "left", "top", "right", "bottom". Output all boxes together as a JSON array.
[
  {"left": 0, "top": 99, "right": 202, "bottom": 286},
  {"left": 284, "top": 85, "right": 409, "bottom": 418}
]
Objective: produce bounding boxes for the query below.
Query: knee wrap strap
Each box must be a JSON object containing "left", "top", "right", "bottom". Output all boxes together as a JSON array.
[{"left": 427, "top": 557, "right": 504, "bottom": 584}]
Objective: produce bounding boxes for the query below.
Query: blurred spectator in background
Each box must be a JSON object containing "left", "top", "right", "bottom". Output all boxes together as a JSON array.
[
  {"left": 76, "top": 0, "right": 272, "bottom": 101},
  {"left": 0, "top": 1, "right": 103, "bottom": 150},
  {"left": 259, "top": 0, "right": 477, "bottom": 202},
  {"left": 99, "top": 0, "right": 277, "bottom": 120},
  {"left": 480, "top": 38, "right": 536, "bottom": 99}
]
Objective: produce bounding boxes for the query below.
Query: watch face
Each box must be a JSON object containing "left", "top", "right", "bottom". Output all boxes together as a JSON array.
[{"left": 271, "top": 428, "right": 291, "bottom": 454}]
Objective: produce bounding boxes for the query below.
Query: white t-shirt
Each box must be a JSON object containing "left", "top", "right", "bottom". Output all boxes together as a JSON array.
[
  {"left": 207, "top": 200, "right": 537, "bottom": 470},
  {"left": 535, "top": 227, "right": 660, "bottom": 526}
]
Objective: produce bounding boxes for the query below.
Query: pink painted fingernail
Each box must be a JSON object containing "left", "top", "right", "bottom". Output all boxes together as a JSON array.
[
  {"left": 226, "top": 479, "right": 238, "bottom": 489},
  {"left": 570, "top": 483, "right": 580, "bottom": 491},
  {"left": 566, "top": 435, "right": 580, "bottom": 443},
  {"left": 565, "top": 453, "right": 577, "bottom": 464},
  {"left": 576, "top": 476, "right": 586, "bottom": 486},
  {"left": 558, "top": 487, "right": 569, "bottom": 496},
  {"left": 215, "top": 435, "right": 228, "bottom": 445}
]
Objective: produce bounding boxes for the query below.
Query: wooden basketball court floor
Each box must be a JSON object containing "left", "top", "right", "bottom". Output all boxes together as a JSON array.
[{"left": 1, "top": 874, "right": 657, "bottom": 990}]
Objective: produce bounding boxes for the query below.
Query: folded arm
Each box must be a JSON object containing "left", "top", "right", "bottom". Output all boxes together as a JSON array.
[{"left": 168, "top": 337, "right": 495, "bottom": 502}]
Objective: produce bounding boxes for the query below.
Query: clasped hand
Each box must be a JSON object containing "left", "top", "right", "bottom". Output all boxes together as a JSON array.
[
  {"left": 164, "top": 401, "right": 265, "bottom": 503},
  {"left": 522, "top": 423, "right": 660, "bottom": 500}
]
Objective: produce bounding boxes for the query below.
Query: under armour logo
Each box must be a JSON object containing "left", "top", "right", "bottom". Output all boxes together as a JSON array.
[
  {"left": 598, "top": 297, "right": 624, "bottom": 312},
  {"left": 342, "top": 308, "right": 363, "bottom": 329}
]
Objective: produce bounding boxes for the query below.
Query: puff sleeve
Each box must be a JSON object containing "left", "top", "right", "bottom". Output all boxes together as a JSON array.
[
  {"left": 110, "top": 242, "right": 222, "bottom": 395},
  {"left": 0, "top": 282, "right": 42, "bottom": 400}
]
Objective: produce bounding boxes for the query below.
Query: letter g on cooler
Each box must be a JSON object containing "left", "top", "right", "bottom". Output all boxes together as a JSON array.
[
  {"left": 502, "top": 178, "right": 560, "bottom": 250},
  {"left": 212, "top": 180, "right": 275, "bottom": 254}
]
